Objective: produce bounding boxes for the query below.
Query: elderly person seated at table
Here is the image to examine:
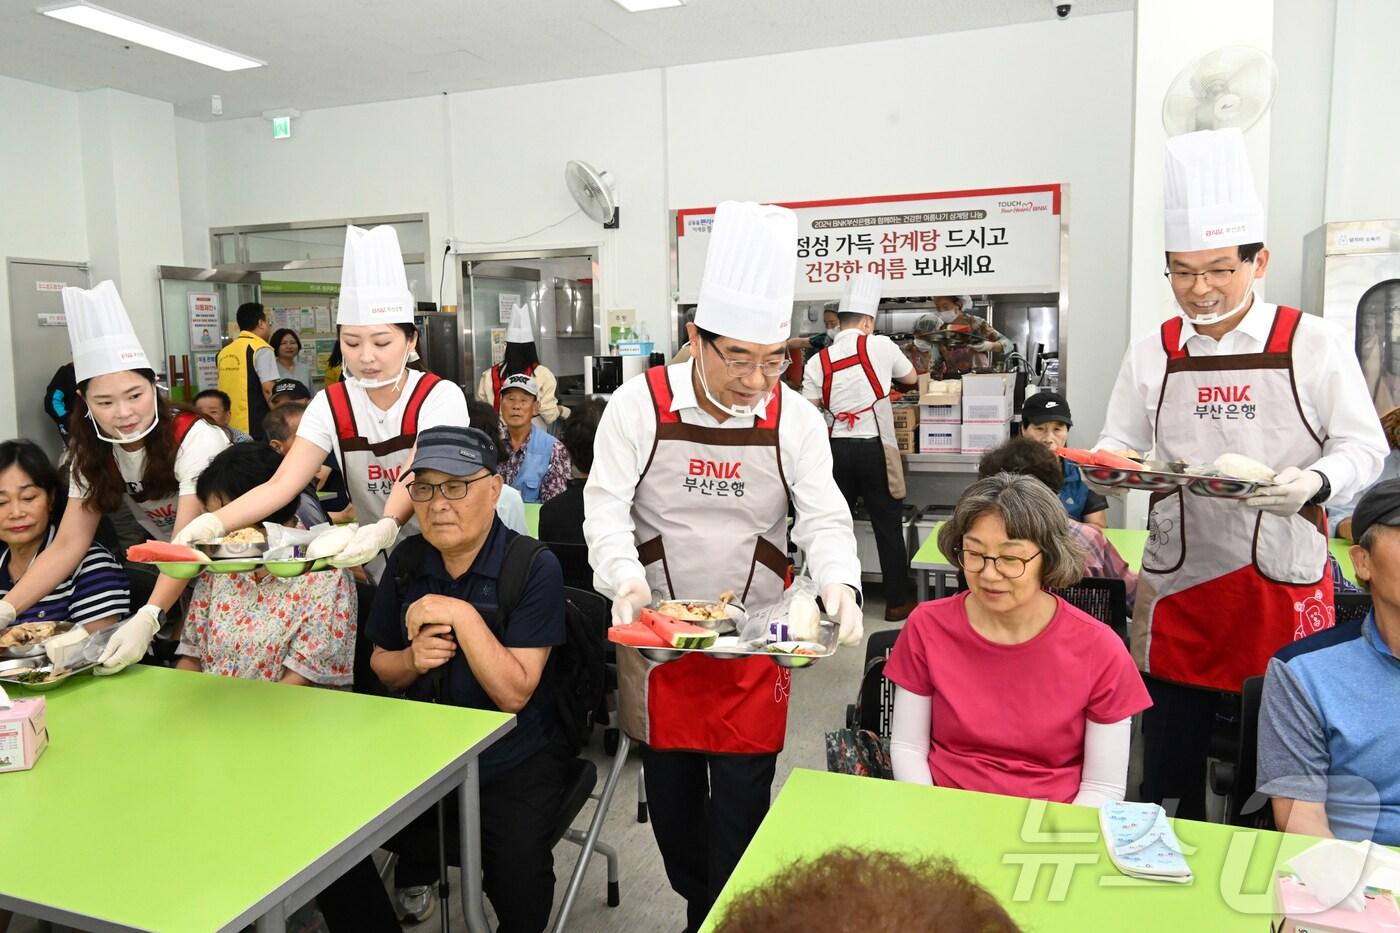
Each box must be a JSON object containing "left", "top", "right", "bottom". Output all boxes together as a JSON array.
[
  {"left": 0, "top": 439, "right": 128, "bottom": 634},
  {"left": 497, "top": 373, "right": 573, "bottom": 504},
  {"left": 885, "top": 473, "right": 1151, "bottom": 806},
  {"left": 1258, "top": 478, "right": 1400, "bottom": 845},
  {"left": 978, "top": 437, "right": 1137, "bottom": 612},
  {"left": 369, "top": 425, "right": 569, "bottom": 932}
]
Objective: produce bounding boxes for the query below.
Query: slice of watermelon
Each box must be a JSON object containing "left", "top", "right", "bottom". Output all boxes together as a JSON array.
[
  {"left": 1090, "top": 450, "right": 1143, "bottom": 470},
  {"left": 127, "top": 541, "right": 210, "bottom": 564},
  {"left": 607, "top": 623, "right": 670, "bottom": 648},
  {"left": 639, "top": 608, "right": 719, "bottom": 649},
  {"left": 1056, "top": 448, "right": 1096, "bottom": 466}
]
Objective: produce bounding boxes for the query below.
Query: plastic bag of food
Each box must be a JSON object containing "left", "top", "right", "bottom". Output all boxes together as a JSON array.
[
  {"left": 305, "top": 523, "right": 359, "bottom": 561},
  {"left": 736, "top": 577, "right": 825, "bottom": 644},
  {"left": 263, "top": 522, "right": 319, "bottom": 560}
]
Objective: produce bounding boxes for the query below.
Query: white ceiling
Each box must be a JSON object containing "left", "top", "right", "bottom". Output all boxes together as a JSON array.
[{"left": 0, "top": 0, "right": 1132, "bottom": 120}]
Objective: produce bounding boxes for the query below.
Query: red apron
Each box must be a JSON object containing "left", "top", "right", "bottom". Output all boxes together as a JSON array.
[
  {"left": 1135, "top": 305, "right": 1333, "bottom": 693},
  {"left": 818, "top": 335, "right": 906, "bottom": 498},
  {"left": 616, "top": 364, "right": 792, "bottom": 754}
]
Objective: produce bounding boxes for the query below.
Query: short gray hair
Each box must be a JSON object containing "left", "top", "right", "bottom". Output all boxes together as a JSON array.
[{"left": 937, "top": 473, "right": 1086, "bottom": 588}]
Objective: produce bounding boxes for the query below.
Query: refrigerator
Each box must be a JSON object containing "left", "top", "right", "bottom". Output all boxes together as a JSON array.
[{"left": 1304, "top": 220, "right": 1400, "bottom": 415}]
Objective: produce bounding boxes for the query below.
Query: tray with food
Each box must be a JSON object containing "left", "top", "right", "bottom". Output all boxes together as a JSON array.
[
  {"left": 608, "top": 594, "right": 837, "bottom": 668},
  {"left": 1056, "top": 449, "right": 1280, "bottom": 499},
  {"left": 126, "top": 523, "right": 364, "bottom": 578},
  {"left": 0, "top": 621, "right": 77, "bottom": 659},
  {"left": 0, "top": 655, "right": 100, "bottom": 689}
]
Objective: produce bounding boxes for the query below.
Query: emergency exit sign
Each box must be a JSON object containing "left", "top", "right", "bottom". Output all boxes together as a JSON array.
[{"left": 271, "top": 116, "right": 292, "bottom": 139}]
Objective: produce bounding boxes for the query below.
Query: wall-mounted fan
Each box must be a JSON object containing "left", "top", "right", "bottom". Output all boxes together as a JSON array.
[
  {"left": 565, "top": 160, "right": 619, "bottom": 228},
  {"left": 1162, "top": 45, "right": 1278, "bottom": 137}
]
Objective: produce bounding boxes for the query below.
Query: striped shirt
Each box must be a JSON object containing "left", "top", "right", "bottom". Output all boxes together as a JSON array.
[{"left": 0, "top": 527, "right": 130, "bottom": 628}]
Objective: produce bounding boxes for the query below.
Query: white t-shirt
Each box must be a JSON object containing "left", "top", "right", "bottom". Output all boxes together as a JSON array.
[
  {"left": 496, "top": 483, "right": 529, "bottom": 535},
  {"left": 801, "top": 330, "right": 914, "bottom": 438},
  {"left": 69, "top": 418, "right": 230, "bottom": 541}
]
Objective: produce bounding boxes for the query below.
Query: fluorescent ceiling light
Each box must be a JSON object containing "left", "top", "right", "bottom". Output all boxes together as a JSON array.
[
  {"left": 39, "top": 2, "right": 264, "bottom": 71},
  {"left": 611, "top": 0, "right": 685, "bottom": 11}
]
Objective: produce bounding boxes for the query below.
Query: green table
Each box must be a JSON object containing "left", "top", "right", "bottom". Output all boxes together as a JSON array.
[
  {"left": 704, "top": 769, "right": 1316, "bottom": 932},
  {"left": 0, "top": 666, "right": 513, "bottom": 933},
  {"left": 525, "top": 502, "right": 541, "bottom": 538},
  {"left": 911, "top": 522, "right": 1356, "bottom": 600}
]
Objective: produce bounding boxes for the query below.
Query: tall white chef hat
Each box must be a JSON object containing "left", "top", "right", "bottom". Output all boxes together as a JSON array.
[
  {"left": 64, "top": 280, "right": 152, "bottom": 384},
  {"left": 695, "top": 201, "right": 798, "bottom": 346},
  {"left": 838, "top": 272, "right": 882, "bottom": 317},
  {"left": 1163, "top": 128, "right": 1265, "bottom": 252},
  {"left": 505, "top": 302, "right": 534, "bottom": 343},
  {"left": 336, "top": 224, "right": 415, "bottom": 326}
]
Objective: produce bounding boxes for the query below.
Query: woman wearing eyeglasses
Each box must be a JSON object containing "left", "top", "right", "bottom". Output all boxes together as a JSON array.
[{"left": 884, "top": 473, "right": 1150, "bottom": 806}]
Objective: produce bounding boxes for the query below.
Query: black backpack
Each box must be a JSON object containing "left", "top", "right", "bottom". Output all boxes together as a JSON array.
[{"left": 393, "top": 533, "right": 606, "bottom": 756}]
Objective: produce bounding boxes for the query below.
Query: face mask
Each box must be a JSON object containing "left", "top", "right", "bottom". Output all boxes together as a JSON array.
[
  {"left": 935, "top": 309, "right": 959, "bottom": 324},
  {"left": 1181, "top": 286, "right": 1254, "bottom": 327},
  {"left": 345, "top": 346, "right": 411, "bottom": 392},
  {"left": 89, "top": 394, "right": 160, "bottom": 445},
  {"left": 825, "top": 328, "right": 839, "bottom": 342},
  {"left": 696, "top": 344, "right": 764, "bottom": 419}
]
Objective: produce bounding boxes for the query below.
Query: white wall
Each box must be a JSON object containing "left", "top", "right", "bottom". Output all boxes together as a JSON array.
[
  {"left": 175, "top": 118, "right": 212, "bottom": 268},
  {"left": 666, "top": 13, "right": 1135, "bottom": 446},
  {"left": 0, "top": 75, "right": 90, "bottom": 439},
  {"left": 1326, "top": 0, "right": 1400, "bottom": 223}
]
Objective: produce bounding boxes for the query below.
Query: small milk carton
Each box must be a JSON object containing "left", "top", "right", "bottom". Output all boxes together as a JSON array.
[
  {"left": 1274, "top": 873, "right": 1400, "bottom": 933},
  {"left": 0, "top": 694, "right": 48, "bottom": 773}
]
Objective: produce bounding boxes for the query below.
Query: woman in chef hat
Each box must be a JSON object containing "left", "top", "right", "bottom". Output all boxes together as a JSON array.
[
  {"left": 0, "top": 281, "right": 231, "bottom": 673},
  {"left": 175, "top": 225, "right": 469, "bottom": 580},
  {"left": 476, "top": 301, "right": 568, "bottom": 426}
]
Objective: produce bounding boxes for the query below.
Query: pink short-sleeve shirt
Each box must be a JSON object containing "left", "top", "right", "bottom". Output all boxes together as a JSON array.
[{"left": 884, "top": 591, "right": 1151, "bottom": 803}]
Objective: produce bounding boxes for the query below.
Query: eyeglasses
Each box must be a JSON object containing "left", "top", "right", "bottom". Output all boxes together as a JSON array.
[
  {"left": 956, "top": 548, "right": 1042, "bottom": 579},
  {"left": 1164, "top": 260, "right": 1252, "bottom": 289},
  {"left": 706, "top": 340, "right": 789, "bottom": 378},
  {"left": 407, "top": 474, "right": 493, "bottom": 502}
]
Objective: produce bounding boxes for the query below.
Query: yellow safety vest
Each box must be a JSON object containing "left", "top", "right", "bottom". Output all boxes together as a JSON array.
[{"left": 217, "top": 331, "right": 273, "bottom": 435}]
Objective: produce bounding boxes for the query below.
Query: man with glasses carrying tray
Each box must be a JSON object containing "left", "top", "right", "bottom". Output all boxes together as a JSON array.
[{"left": 1093, "top": 128, "right": 1386, "bottom": 819}]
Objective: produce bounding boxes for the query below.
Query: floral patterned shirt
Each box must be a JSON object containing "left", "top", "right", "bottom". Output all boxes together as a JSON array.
[{"left": 177, "top": 564, "right": 356, "bottom": 686}]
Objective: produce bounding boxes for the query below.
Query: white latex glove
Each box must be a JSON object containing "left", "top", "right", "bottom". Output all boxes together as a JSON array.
[
  {"left": 0, "top": 601, "right": 16, "bottom": 628},
  {"left": 95, "top": 605, "right": 161, "bottom": 675},
  {"left": 973, "top": 340, "right": 999, "bottom": 352},
  {"left": 820, "top": 583, "right": 864, "bottom": 647},
  {"left": 1244, "top": 466, "right": 1323, "bottom": 516},
  {"left": 610, "top": 578, "right": 652, "bottom": 627},
  {"left": 172, "top": 512, "right": 226, "bottom": 547},
  {"left": 329, "top": 517, "right": 400, "bottom": 567}
]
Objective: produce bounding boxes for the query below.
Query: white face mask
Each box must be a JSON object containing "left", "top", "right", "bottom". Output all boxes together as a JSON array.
[
  {"left": 1181, "top": 286, "right": 1255, "bottom": 327},
  {"left": 935, "top": 309, "right": 959, "bottom": 324},
  {"left": 346, "top": 346, "right": 411, "bottom": 392},
  {"left": 695, "top": 344, "right": 764, "bottom": 419},
  {"left": 825, "top": 328, "right": 839, "bottom": 342},
  {"left": 89, "top": 394, "right": 160, "bottom": 445}
]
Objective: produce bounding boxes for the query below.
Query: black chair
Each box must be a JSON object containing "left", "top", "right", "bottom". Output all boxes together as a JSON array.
[
  {"left": 1048, "top": 577, "right": 1129, "bottom": 642},
  {"left": 845, "top": 629, "right": 901, "bottom": 738},
  {"left": 1208, "top": 675, "right": 1273, "bottom": 829},
  {"left": 546, "top": 541, "right": 599, "bottom": 596},
  {"left": 1335, "top": 592, "right": 1373, "bottom": 623}
]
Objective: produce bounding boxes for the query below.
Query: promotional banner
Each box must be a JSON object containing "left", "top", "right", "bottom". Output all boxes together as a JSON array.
[
  {"left": 675, "top": 185, "right": 1062, "bottom": 302},
  {"left": 187, "top": 292, "right": 222, "bottom": 350}
]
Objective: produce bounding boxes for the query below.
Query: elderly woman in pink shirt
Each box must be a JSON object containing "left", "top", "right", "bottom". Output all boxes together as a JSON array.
[{"left": 885, "top": 473, "right": 1151, "bottom": 806}]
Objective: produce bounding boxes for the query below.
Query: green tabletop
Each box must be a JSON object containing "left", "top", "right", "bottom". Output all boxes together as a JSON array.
[
  {"left": 705, "top": 769, "right": 1316, "bottom": 932},
  {"left": 525, "top": 502, "right": 541, "bottom": 538},
  {"left": 912, "top": 522, "right": 1357, "bottom": 583},
  {"left": 0, "top": 666, "right": 513, "bottom": 933}
]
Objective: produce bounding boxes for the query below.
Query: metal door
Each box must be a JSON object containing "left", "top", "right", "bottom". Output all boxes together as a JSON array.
[
  {"left": 7, "top": 259, "right": 90, "bottom": 459},
  {"left": 463, "top": 261, "right": 543, "bottom": 390}
]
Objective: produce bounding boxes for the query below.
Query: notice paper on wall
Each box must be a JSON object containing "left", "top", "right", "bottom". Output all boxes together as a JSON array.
[
  {"left": 315, "top": 308, "right": 332, "bottom": 333},
  {"left": 498, "top": 293, "right": 520, "bottom": 325},
  {"left": 491, "top": 328, "right": 507, "bottom": 365},
  {"left": 188, "top": 293, "right": 221, "bottom": 350},
  {"left": 194, "top": 352, "right": 219, "bottom": 391},
  {"left": 315, "top": 339, "right": 336, "bottom": 376}
]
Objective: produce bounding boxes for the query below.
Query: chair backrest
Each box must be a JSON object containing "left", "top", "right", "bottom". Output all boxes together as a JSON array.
[
  {"left": 1335, "top": 592, "right": 1373, "bottom": 624},
  {"left": 1226, "top": 675, "right": 1272, "bottom": 829},
  {"left": 1048, "top": 577, "right": 1128, "bottom": 640},
  {"left": 546, "top": 541, "right": 597, "bottom": 595},
  {"left": 550, "top": 756, "right": 599, "bottom": 849},
  {"left": 857, "top": 629, "right": 901, "bottom": 737}
]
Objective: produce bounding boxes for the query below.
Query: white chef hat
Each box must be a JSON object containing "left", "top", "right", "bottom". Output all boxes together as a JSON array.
[
  {"left": 64, "top": 280, "right": 152, "bottom": 384},
  {"left": 505, "top": 302, "right": 534, "bottom": 343},
  {"left": 336, "top": 224, "right": 415, "bottom": 326},
  {"left": 838, "top": 272, "right": 882, "bottom": 317},
  {"left": 1163, "top": 128, "right": 1265, "bottom": 252},
  {"left": 695, "top": 201, "right": 798, "bottom": 346}
]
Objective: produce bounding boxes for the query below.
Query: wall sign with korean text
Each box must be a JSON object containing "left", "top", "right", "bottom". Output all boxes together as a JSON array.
[{"left": 675, "top": 185, "right": 1062, "bottom": 301}]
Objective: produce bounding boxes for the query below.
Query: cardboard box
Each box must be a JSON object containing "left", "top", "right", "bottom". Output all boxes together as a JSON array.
[
  {"left": 961, "top": 421, "right": 1010, "bottom": 454},
  {"left": 961, "top": 373, "right": 1012, "bottom": 397},
  {"left": 1274, "top": 873, "right": 1400, "bottom": 932},
  {"left": 0, "top": 695, "right": 48, "bottom": 773},
  {"left": 962, "top": 395, "right": 1012, "bottom": 423},
  {"left": 919, "top": 402, "right": 961, "bottom": 423},
  {"left": 891, "top": 405, "right": 920, "bottom": 432},
  {"left": 919, "top": 423, "right": 961, "bottom": 453},
  {"left": 895, "top": 427, "right": 916, "bottom": 454}
]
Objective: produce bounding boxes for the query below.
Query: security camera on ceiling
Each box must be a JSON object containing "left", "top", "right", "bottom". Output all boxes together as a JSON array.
[{"left": 1053, "top": 1, "right": 1072, "bottom": 18}]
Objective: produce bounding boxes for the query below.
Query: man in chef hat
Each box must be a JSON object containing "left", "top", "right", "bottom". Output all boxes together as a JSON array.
[
  {"left": 803, "top": 272, "right": 920, "bottom": 620},
  {"left": 583, "top": 200, "right": 863, "bottom": 930},
  {"left": 1094, "top": 128, "right": 1387, "bottom": 819}
]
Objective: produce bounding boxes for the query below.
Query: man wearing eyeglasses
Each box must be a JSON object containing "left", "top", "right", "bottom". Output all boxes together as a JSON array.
[
  {"left": 584, "top": 200, "right": 863, "bottom": 932},
  {"left": 370, "top": 424, "right": 570, "bottom": 931},
  {"left": 1095, "top": 128, "right": 1386, "bottom": 820}
]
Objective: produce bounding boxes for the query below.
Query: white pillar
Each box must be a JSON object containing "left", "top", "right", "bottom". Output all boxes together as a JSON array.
[{"left": 78, "top": 88, "right": 185, "bottom": 369}]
